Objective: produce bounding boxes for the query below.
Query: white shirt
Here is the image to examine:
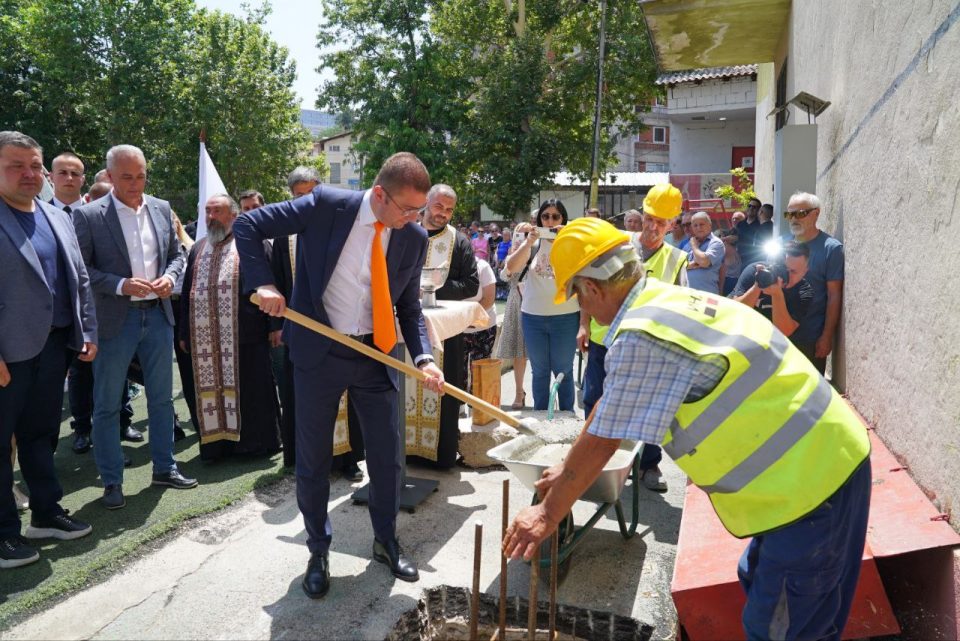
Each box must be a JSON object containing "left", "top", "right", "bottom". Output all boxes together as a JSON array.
[
  {"left": 111, "top": 192, "right": 163, "bottom": 300},
  {"left": 322, "top": 189, "right": 391, "bottom": 335},
  {"left": 464, "top": 259, "right": 497, "bottom": 333},
  {"left": 52, "top": 196, "right": 84, "bottom": 212}
]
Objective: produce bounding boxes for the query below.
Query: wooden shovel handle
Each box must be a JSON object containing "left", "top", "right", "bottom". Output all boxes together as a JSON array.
[{"left": 251, "top": 293, "right": 520, "bottom": 428}]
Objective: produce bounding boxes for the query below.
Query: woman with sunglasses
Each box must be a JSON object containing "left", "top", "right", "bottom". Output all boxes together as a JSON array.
[{"left": 503, "top": 199, "right": 580, "bottom": 412}]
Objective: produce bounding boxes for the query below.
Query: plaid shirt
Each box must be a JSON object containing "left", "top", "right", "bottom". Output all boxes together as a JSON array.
[{"left": 588, "top": 279, "right": 728, "bottom": 444}]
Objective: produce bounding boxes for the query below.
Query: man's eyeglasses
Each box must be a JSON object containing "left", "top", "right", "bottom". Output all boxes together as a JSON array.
[
  {"left": 784, "top": 208, "right": 818, "bottom": 220},
  {"left": 382, "top": 187, "right": 425, "bottom": 217}
]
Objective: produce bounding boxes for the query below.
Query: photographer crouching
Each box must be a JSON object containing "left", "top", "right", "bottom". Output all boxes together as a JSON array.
[{"left": 731, "top": 240, "right": 812, "bottom": 340}]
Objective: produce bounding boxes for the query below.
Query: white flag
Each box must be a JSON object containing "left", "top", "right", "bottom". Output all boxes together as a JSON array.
[{"left": 197, "top": 141, "right": 227, "bottom": 241}]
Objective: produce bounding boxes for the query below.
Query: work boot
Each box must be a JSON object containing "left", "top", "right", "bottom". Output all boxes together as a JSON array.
[{"left": 641, "top": 466, "right": 668, "bottom": 493}]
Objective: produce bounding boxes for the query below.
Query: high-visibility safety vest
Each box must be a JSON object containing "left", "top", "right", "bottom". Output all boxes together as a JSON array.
[
  {"left": 589, "top": 242, "right": 687, "bottom": 345},
  {"left": 613, "top": 279, "right": 870, "bottom": 538}
]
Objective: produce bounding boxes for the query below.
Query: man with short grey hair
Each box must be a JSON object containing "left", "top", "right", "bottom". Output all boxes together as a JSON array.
[
  {"left": 0, "top": 132, "right": 98, "bottom": 566},
  {"left": 73, "top": 144, "right": 195, "bottom": 510},
  {"left": 684, "top": 211, "right": 724, "bottom": 294},
  {"left": 287, "top": 166, "right": 321, "bottom": 198},
  {"left": 178, "top": 194, "right": 281, "bottom": 461},
  {"left": 270, "top": 167, "right": 322, "bottom": 469},
  {"left": 782, "top": 191, "right": 844, "bottom": 374},
  {"left": 622, "top": 209, "right": 642, "bottom": 232}
]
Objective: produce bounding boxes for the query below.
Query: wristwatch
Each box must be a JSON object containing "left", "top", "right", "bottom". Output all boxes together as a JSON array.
[{"left": 417, "top": 356, "right": 435, "bottom": 368}]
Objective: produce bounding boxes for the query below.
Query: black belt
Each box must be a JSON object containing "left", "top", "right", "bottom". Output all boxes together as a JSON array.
[
  {"left": 129, "top": 299, "right": 160, "bottom": 309},
  {"left": 345, "top": 333, "right": 375, "bottom": 346}
]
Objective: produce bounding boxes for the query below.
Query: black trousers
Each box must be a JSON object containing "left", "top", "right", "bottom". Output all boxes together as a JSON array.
[
  {"left": 170, "top": 295, "right": 198, "bottom": 430},
  {"left": 1, "top": 328, "right": 72, "bottom": 538}
]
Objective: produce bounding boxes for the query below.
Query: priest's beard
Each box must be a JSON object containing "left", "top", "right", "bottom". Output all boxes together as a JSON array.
[{"left": 207, "top": 221, "right": 232, "bottom": 245}]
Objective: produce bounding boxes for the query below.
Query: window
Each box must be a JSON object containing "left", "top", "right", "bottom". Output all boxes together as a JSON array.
[
  {"left": 653, "top": 127, "right": 667, "bottom": 144},
  {"left": 329, "top": 162, "right": 341, "bottom": 184},
  {"left": 644, "top": 162, "right": 669, "bottom": 172},
  {"left": 329, "top": 145, "right": 340, "bottom": 152},
  {"left": 775, "top": 58, "right": 788, "bottom": 131}
]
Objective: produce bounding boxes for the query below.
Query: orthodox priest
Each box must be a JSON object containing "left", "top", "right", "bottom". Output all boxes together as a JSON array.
[
  {"left": 408, "top": 184, "right": 478, "bottom": 468},
  {"left": 179, "top": 194, "right": 281, "bottom": 460}
]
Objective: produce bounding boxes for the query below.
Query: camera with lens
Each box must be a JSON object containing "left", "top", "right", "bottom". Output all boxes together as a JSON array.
[
  {"left": 755, "top": 239, "right": 788, "bottom": 288},
  {"left": 755, "top": 262, "right": 789, "bottom": 288}
]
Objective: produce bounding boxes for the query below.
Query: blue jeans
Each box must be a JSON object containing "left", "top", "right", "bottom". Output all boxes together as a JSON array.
[
  {"left": 582, "top": 340, "right": 662, "bottom": 471},
  {"left": 738, "top": 459, "right": 871, "bottom": 640},
  {"left": 521, "top": 311, "right": 579, "bottom": 411},
  {"left": 92, "top": 306, "right": 176, "bottom": 486}
]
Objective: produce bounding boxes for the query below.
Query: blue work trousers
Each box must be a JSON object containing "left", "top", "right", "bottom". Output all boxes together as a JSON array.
[{"left": 738, "top": 459, "right": 872, "bottom": 640}]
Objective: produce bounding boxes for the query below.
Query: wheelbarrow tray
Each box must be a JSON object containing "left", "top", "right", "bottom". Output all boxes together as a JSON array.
[{"left": 487, "top": 436, "right": 644, "bottom": 504}]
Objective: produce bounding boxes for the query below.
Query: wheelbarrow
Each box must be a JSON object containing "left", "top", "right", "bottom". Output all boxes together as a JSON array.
[{"left": 487, "top": 435, "right": 643, "bottom": 580}]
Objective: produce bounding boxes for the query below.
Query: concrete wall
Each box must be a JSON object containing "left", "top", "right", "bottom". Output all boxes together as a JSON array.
[
  {"left": 759, "top": 1, "right": 960, "bottom": 518},
  {"left": 669, "top": 118, "right": 755, "bottom": 174},
  {"left": 667, "top": 76, "right": 756, "bottom": 116}
]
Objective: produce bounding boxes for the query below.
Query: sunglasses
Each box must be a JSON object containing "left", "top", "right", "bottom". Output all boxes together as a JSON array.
[
  {"left": 784, "top": 208, "right": 817, "bottom": 220},
  {"left": 541, "top": 212, "right": 563, "bottom": 221}
]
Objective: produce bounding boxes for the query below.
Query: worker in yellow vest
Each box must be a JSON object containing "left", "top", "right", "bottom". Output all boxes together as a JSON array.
[
  {"left": 504, "top": 217, "right": 871, "bottom": 640},
  {"left": 577, "top": 184, "right": 688, "bottom": 492}
]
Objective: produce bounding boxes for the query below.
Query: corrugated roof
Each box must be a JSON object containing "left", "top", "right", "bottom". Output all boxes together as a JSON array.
[
  {"left": 655, "top": 65, "right": 758, "bottom": 85},
  {"left": 549, "top": 171, "right": 669, "bottom": 188}
]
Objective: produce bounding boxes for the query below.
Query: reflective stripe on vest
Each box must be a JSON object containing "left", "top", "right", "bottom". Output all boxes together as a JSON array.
[
  {"left": 613, "top": 279, "right": 870, "bottom": 538},
  {"left": 589, "top": 243, "right": 687, "bottom": 345}
]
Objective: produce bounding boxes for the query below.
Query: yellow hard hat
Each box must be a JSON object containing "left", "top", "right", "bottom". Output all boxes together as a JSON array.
[
  {"left": 642, "top": 183, "right": 683, "bottom": 219},
  {"left": 551, "top": 218, "right": 634, "bottom": 304}
]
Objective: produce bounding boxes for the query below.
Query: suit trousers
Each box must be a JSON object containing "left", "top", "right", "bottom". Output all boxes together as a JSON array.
[
  {"left": 0, "top": 327, "right": 72, "bottom": 538},
  {"left": 92, "top": 306, "right": 176, "bottom": 486},
  {"left": 294, "top": 341, "right": 401, "bottom": 554}
]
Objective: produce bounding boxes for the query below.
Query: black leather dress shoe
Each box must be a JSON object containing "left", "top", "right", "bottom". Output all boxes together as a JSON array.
[
  {"left": 173, "top": 425, "right": 187, "bottom": 442},
  {"left": 341, "top": 462, "right": 363, "bottom": 482},
  {"left": 123, "top": 454, "right": 132, "bottom": 468},
  {"left": 72, "top": 432, "right": 92, "bottom": 454},
  {"left": 151, "top": 467, "right": 198, "bottom": 489},
  {"left": 121, "top": 425, "right": 144, "bottom": 442},
  {"left": 373, "top": 538, "right": 419, "bottom": 582},
  {"left": 302, "top": 552, "right": 330, "bottom": 599}
]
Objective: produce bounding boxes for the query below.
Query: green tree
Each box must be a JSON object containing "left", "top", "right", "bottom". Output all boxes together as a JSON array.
[
  {"left": 317, "top": 0, "right": 659, "bottom": 218},
  {"left": 4, "top": 0, "right": 318, "bottom": 217},
  {"left": 316, "top": 0, "right": 465, "bottom": 192},
  {"left": 714, "top": 167, "right": 757, "bottom": 208}
]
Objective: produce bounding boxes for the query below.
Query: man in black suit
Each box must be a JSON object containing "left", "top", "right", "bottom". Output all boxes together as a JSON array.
[{"left": 234, "top": 152, "right": 444, "bottom": 598}]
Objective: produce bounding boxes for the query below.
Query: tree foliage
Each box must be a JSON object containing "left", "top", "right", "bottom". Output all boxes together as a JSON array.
[
  {"left": 316, "top": 0, "right": 658, "bottom": 218},
  {"left": 714, "top": 167, "right": 757, "bottom": 208},
  {"left": 0, "top": 0, "right": 319, "bottom": 217}
]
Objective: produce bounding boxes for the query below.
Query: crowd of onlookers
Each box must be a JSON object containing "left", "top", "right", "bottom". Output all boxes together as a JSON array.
[{"left": 1, "top": 126, "right": 842, "bottom": 572}]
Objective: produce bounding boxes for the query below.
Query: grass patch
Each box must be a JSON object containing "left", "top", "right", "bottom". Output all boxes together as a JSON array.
[{"left": 1, "top": 377, "right": 290, "bottom": 627}]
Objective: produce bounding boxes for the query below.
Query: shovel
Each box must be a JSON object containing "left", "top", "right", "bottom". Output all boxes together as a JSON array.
[{"left": 250, "top": 293, "right": 543, "bottom": 436}]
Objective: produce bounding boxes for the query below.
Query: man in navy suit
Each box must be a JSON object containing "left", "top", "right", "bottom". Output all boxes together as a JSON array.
[
  {"left": 0, "top": 132, "right": 98, "bottom": 569},
  {"left": 234, "top": 152, "right": 444, "bottom": 598}
]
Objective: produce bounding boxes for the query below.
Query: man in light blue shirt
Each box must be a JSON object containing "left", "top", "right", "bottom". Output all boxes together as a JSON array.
[{"left": 684, "top": 211, "right": 724, "bottom": 294}]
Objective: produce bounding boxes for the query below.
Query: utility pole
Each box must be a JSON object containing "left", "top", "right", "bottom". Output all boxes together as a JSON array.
[{"left": 588, "top": 0, "right": 608, "bottom": 211}]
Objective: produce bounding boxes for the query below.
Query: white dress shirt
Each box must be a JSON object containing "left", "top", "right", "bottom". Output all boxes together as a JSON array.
[
  {"left": 52, "top": 196, "right": 84, "bottom": 212},
  {"left": 323, "top": 189, "right": 390, "bottom": 335},
  {"left": 319, "top": 191, "right": 432, "bottom": 366},
  {"left": 111, "top": 192, "right": 166, "bottom": 300}
]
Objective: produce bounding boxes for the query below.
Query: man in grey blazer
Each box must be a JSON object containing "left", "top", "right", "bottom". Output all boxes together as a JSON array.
[
  {"left": 72, "top": 144, "right": 196, "bottom": 510},
  {"left": 0, "top": 132, "right": 98, "bottom": 569}
]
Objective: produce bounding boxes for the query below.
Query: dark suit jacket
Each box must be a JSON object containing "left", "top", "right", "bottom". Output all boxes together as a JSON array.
[
  {"left": 434, "top": 229, "right": 479, "bottom": 301},
  {"left": 233, "top": 185, "right": 432, "bottom": 388},
  {"left": 0, "top": 198, "right": 98, "bottom": 362},
  {"left": 72, "top": 194, "right": 185, "bottom": 340}
]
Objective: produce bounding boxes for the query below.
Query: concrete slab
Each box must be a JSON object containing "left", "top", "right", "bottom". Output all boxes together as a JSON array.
[{"left": 5, "top": 365, "right": 684, "bottom": 640}]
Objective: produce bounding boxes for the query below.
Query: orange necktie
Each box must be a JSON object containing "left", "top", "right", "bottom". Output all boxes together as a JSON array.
[{"left": 371, "top": 221, "right": 397, "bottom": 353}]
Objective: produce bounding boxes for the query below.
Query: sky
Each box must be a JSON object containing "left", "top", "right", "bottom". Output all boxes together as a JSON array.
[{"left": 194, "top": 0, "right": 330, "bottom": 108}]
